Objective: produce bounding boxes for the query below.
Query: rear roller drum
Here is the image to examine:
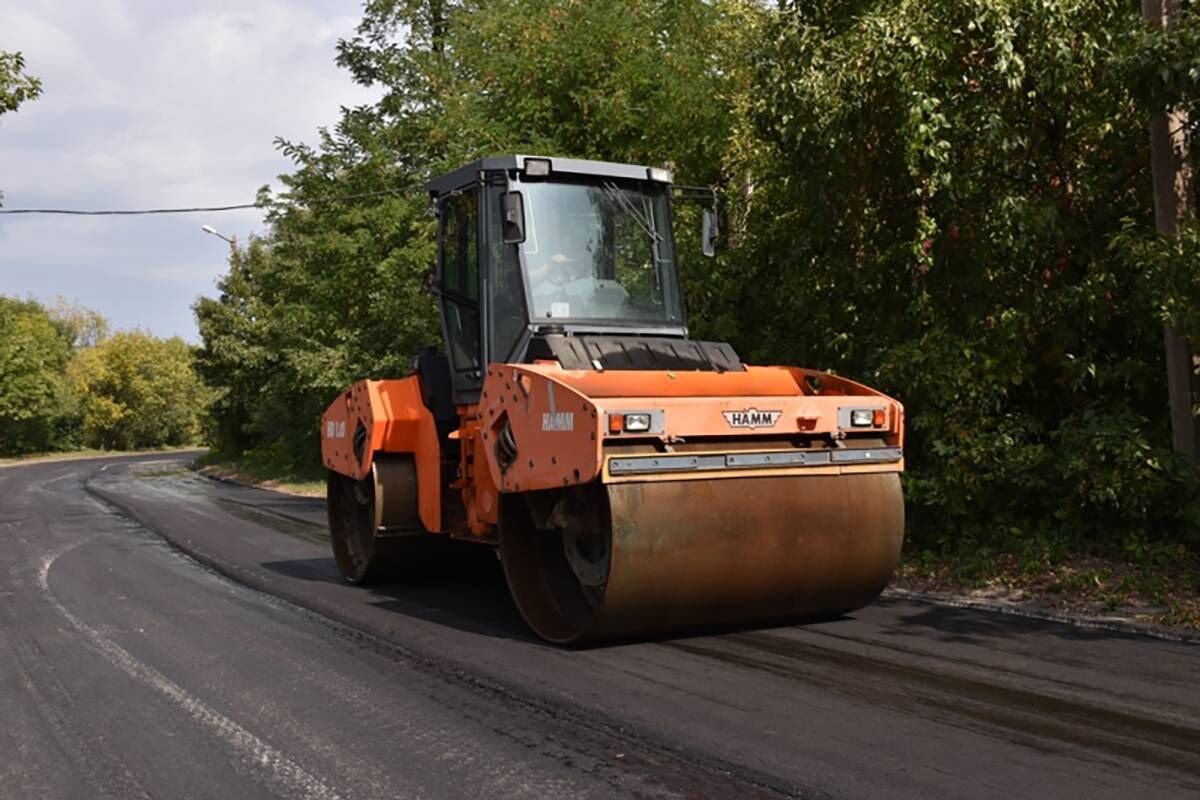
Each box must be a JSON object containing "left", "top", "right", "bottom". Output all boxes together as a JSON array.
[
  {"left": 499, "top": 473, "right": 905, "bottom": 644},
  {"left": 328, "top": 466, "right": 398, "bottom": 583},
  {"left": 327, "top": 456, "right": 463, "bottom": 583}
]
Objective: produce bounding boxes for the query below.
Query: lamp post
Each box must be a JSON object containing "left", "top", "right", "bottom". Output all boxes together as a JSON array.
[{"left": 201, "top": 224, "right": 235, "bottom": 246}]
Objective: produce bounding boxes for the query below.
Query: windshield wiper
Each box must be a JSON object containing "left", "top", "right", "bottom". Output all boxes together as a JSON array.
[
  {"left": 601, "top": 181, "right": 665, "bottom": 296},
  {"left": 601, "top": 181, "right": 662, "bottom": 243}
]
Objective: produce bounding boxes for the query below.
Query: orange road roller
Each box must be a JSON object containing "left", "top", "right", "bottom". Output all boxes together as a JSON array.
[{"left": 321, "top": 155, "right": 905, "bottom": 644}]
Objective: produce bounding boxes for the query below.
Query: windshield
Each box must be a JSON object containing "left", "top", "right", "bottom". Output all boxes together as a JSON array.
[{"left": 515, "top": 177, "right": 683, "bottom": 325}]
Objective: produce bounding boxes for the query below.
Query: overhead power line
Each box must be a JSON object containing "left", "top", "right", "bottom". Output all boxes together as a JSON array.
[
  {"left": 0, "top": 188, "right": 412, "bottom": 216},
  {"left": 0, "top": 184, "right": 717, "bottom": 217},
  {"left": 0, "top": 202, "right": 262, "bottom": 216}
]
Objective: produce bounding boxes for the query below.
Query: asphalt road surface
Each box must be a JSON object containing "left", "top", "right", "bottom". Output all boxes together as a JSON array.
[{"left": 2, "top": 453, "right": 1198, "bottom": 799}]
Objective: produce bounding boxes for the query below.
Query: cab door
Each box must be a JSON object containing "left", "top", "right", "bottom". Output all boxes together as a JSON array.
[{"left": 437, "top": 187, "right": 483, "bottom": 402}]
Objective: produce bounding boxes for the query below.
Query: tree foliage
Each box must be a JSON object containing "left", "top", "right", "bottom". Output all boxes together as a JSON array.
[
  {"left": 195, "top": 0, "right": 1200, "bottom": 553},
  {"left": 69, "top": 332, "right": 209, "bottom": 450},
  {"left": 0, "top": 297, "right": 207, "bottom": 455},
  {"left": 195, "top": 195, "right": 439, "bottom": 463},
  {"left": 0, "top": 51, "right": 40, "bottom": 117},
  {"left": 0, "top": 297, "right": 75, "bottom": 454},
  {"left": 1, "top": 50, "right": 42, "bottom": 206},
  {"left": 50, "top": 298, "right": 110, "bottom": 350},
  {"left": 196, "top": 0, "right": 751, "bottom": 468},
  {"left": 737, "top": 0, "right": 1200, "bottom": 548}
]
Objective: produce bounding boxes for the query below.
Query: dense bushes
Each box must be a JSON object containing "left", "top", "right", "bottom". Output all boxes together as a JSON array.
[
  {"left": 0, "top": 297, "right": 207, "bottom": 455},
  {"left": 735, "top": 0, "right": 1200, "bottom": 551},
  {"left": 69, "top": 332, "right": 209, "bottom": 450},
  {"left": 194, "top": 191, "right": 440, "bottom": 464},
  {"left": 0, "top": 297, "right": 76, "bottom": 453},
  {"left": 194, "top": 0, "right": 1200, "bottom": 555}
]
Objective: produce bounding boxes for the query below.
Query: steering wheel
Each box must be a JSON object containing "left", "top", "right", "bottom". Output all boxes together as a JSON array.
[{"left": 556, "top": 254, "right": 588, "bottom": 285}]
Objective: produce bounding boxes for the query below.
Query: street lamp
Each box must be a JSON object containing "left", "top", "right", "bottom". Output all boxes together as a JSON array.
[{"left": 201, "top": 224, "right": 234, "bottom": 245}]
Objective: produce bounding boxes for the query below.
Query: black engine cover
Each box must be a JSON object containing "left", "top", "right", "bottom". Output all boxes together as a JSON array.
[{"left": 527, "top": 334, "right": 744, "bottom": 373}]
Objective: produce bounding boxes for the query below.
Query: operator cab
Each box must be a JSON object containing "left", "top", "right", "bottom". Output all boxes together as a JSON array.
[{"left": 427, "top": 155, "right": 738, "bottom": 404}]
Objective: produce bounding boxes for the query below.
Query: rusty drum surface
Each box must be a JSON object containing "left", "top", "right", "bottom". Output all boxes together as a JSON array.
[{"left": 499, "top": 472, "right": 905, "bottom": 644}]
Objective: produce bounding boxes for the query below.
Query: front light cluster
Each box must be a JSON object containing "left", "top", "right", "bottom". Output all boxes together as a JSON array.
[
  {"left": 608, "top": 412, "right": 655, "bottom": 434},
  {"left": 848, "top": 408, "right": 886, "bottom": 428}
]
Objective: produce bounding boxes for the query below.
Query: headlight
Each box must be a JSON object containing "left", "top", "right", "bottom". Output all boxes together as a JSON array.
[
  {"left": 623, "top": 413, "right": 652, "bottom": 432},
  {"left": 524, "top": 157, "right": 551, "bottom": 176},
  {"left": 647, "top": 166, "right": 673, "bottom": 183},
  {"left": 850, "top": 409, "right": 874, "bottom": 427}
]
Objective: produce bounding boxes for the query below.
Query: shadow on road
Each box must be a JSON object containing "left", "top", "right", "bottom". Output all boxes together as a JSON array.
[
  {"left": 876, "top": 596, "right": 1174, "bottom": 644},
  {"left": 261, "top": 553, "right": 536, "bottom": 642},
  {"left": 258, "top": 551, "right": 871, "bottom": 648}
]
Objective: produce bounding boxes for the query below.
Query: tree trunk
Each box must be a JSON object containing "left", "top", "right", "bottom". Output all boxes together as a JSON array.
[{"left": 1142, "top": 0, "right": 1197, "bottom": 460}]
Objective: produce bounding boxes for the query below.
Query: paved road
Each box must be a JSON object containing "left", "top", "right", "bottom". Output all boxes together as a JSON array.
[{"left": 2, "top": 453, "right": 1198, "bottom": 799}]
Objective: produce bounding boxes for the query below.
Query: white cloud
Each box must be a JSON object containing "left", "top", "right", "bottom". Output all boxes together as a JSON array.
[{"left": 0, "top": 0, "right": 381, "bottom": 340}]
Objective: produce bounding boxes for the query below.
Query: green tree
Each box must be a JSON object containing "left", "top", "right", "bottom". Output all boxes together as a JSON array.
[
  {"left": 1, "top": 51, "right": 42, "bottom": 205},
  {"left": 0, "top": 297, "right": 75, "bottom": 454},
  {"left": 337, "top": 0, "right": 737, "bottom": 175},
  {"left": 0, "top": 51, "right": 40, "bottom": 117},
  {"left": 196, "top": 0, "right": 752, "bottom": 469},
  {"left": 738, "top": 0, "right": 1200, "bottom": 548},
  {"left": 194, "top": 186, "right": 441, "bottom": 466},
  {"left": 195, "top": 0, "right": 1200, "bottom": 556},
  {"left": 69, "top": 332, "right": 209, "bottom": 450},
  {"left": 50, "top": 297, "right": 110, "bottom": 350}
]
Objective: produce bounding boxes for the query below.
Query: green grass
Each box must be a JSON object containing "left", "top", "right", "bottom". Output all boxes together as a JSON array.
[
  {"left": 895, "top": 537, "right": 1200, "bottom": 630},
  {"left": 134, "top": 466, "right": 193, "bottom": 479},
  {"left": 0, "top": 446, "right": 202, "bottom": 468},
  {"left": 193, "top": 451, "right": 325, "bottom": 497}
]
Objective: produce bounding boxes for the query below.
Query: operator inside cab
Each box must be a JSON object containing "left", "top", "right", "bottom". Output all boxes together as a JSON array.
[{"left": 519, "top": 180, "right": 670, "bottom": 323}]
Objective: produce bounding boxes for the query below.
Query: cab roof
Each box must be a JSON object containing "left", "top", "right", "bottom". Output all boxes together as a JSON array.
[{"left": 425, "top": 155, "right": 672, "bottom": 197}]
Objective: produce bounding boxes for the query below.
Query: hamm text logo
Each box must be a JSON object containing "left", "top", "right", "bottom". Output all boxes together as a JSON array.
[
  {"left": 722, "top": 409, "right": 782, "bottom": 429},
  {"left": 542, "top": 411, "right": 574, "bottom": 432}
]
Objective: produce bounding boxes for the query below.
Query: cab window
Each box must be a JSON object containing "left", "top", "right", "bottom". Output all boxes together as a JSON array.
[
  {"left": 487, "top": 185, "right": 527, "bottom": 362},
  {"left": 440, "top": 191, "right": 480, "bottom": 374}
]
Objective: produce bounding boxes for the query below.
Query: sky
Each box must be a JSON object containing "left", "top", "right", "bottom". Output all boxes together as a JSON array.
[{"left": 0, "top": 0, "right": 381, "bottom": 341}]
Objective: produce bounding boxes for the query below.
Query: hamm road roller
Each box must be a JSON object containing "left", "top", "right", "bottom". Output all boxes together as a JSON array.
[{"left": 321, "top": 155, "right": 905, "bottom": 644}]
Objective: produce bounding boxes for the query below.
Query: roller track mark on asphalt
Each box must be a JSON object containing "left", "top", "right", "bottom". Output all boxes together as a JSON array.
[
  {"left": 36, "top": 541, "right": 347, "bottom": 800},
  {"left": 668, "top": 633, "right": 1200, "bottom": 781},
  {"left": 6, "top": 634, "right": 153, "bottom": 800}
]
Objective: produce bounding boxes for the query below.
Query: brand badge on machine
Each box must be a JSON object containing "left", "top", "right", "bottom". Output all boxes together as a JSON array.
[
  {"left": 723, "top": 409, "right": 782, "bottom": 429},
  {"left": 541, "top": 381, "right": 574, "bottom": 431},
  {"left": 325, "top": 420, "right": 346, "bottom": 439},
  {"left": 542, "top": 411, "right": 575, "bottom": 432}
]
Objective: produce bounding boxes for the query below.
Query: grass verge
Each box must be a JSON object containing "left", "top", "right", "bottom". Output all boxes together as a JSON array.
[
  {"left": 193, "top": 452, "right": 325, "bottom": 497},
  {"left": 894, "top": 540, "right": 1200, "bottom": 632},
  {"left": 0, "top": 446, "right": 202, "bottom": 468}
]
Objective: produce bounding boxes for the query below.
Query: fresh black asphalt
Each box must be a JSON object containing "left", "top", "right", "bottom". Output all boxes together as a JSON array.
[{"left": 2, "top": 453, "right": 1197, "bottom": 798}]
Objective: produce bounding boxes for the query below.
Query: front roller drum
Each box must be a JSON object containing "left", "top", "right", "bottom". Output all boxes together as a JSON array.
[
  {"left": 327, "top": 456, "right": 466, "bottom": 583},
  {"left": 499, "top": 473, "right": 904, "bottom": 644}
]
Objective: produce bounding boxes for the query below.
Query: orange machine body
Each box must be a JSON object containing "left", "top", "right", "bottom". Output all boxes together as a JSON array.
[
  {"left": 321, "top": 363, "right": 904, "bottom": 541},
  {"left": 320, "top": 378, "right": 443, "bottom": 532}
]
